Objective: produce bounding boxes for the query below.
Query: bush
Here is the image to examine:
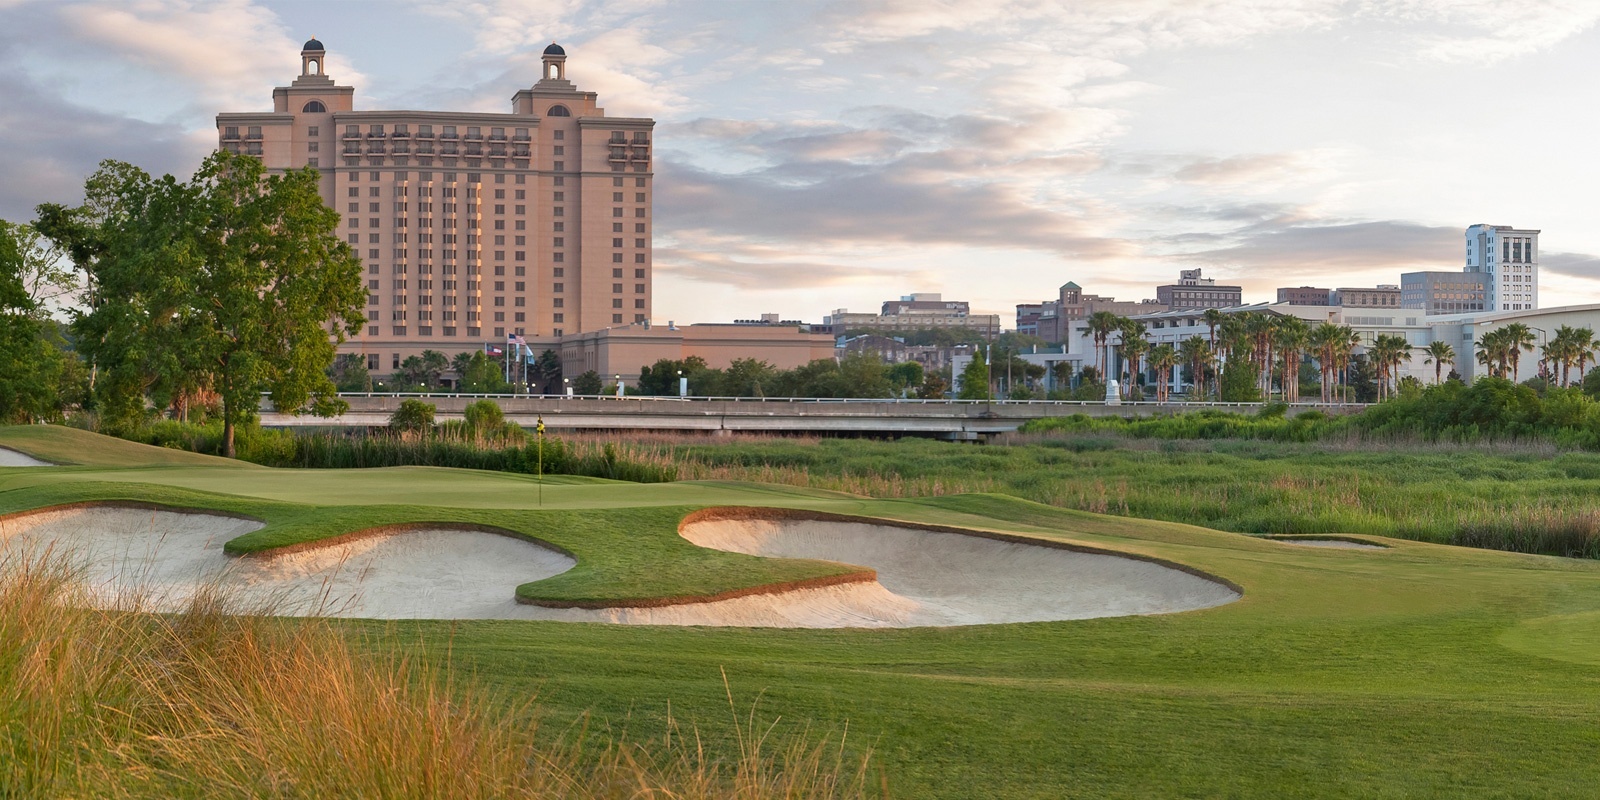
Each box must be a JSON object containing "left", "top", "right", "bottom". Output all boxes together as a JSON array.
[
  {"left": 462, "top": 399, "right": 504, "bottom": 435},
  {"left": 390, "top": 399, "right": 436, "bottom": 433}
]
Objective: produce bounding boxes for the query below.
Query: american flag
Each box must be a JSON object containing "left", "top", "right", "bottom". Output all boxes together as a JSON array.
[{"left": 507, "top": 334, "right": 526, "bottom": 346}]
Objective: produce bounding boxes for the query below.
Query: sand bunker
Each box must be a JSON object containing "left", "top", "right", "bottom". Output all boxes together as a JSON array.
[
  {"left": 518, "top": 513, "right": 1240, "bottom": 628},
  {"left": 0, "top": 506, "right": 574, "bottom": 619},
  {"left": 1274, "top": 537, "right": 1386, "bottom": 550},
  {"left": 0, "top": 447, "right": 52, "bottom": 466},
  {"left": 0, "top": 505, "right": 1239, "bottom": 628}
]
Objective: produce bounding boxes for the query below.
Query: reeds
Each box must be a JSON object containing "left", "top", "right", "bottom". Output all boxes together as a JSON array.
[{"left": 0, "top": 550, "right": 877, "bottom": 798}]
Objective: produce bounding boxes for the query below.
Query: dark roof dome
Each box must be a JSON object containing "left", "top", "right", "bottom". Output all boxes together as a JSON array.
[
  {"left": 302, "top": 37, "right": 325, "bottom": 52},
  {"left": 543, "top": 42, "right": 565, "bottom": 56}
]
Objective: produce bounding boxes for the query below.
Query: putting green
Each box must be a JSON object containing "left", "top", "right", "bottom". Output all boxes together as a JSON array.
[{"left": 6, "top": 425, "right": 1600, "bottom": 797}]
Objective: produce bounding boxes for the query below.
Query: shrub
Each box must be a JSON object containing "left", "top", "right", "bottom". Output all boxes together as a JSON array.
[
  {"left": 463, "top": 399, "right": 505, "bottom": 435},
  {"left": 390, "top": 399, "right": 436, "bottom": 433}
]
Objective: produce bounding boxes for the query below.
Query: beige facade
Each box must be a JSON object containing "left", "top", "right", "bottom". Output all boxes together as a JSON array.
[
  {"left": 559, "top": 323, "right": 836, "bottom": 383},
  {"left": 216, "top": 39, "right": 654, "bottom": 374},
  {"left": 1031, "top": 282, "right": 1167, "bottom": 343}
]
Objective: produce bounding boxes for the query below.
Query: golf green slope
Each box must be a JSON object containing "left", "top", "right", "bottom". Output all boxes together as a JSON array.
[{"left": 4, "top": 425, "right": 1600, "bottom": 797}]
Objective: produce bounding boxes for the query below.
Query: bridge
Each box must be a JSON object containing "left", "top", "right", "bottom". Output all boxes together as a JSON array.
[{"left": 259, "top": 395, "right": 1369, "bottom": 440}]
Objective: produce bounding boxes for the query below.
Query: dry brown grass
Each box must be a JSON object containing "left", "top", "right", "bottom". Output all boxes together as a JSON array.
[{"left": 0, "top": 550, "right": 879, "bottom": 799}]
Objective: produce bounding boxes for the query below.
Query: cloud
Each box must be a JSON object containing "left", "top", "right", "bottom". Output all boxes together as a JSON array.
[
  {"left": 655, "top": 244, "right": 930, "bottom": 290},
  {"left": 1173, "top": 153, "right": 1319, "bottom": 186},
  {"left": 0, "top": 70, "right": 198, "bottom": 221},
  {"left": 1542, "top": 252, "right": 1600, "bottom": 281}
]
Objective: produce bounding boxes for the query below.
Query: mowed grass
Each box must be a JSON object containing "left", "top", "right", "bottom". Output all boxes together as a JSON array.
[{"left": 9, "top": 426, "right": 1600, "bottom": 795}]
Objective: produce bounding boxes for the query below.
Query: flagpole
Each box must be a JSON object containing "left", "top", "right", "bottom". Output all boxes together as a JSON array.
[{"left": 536, "top": 414, "right": 545, "bottom": 507}]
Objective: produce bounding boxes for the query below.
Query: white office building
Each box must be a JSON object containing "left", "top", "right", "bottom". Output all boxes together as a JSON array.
[{"left": 1465, "top": 224, "right": 1540, "bottom": 312}]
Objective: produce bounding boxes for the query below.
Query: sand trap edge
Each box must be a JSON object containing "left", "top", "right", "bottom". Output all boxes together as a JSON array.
[
  {"left": 514, "top": 506, "right": 1242, "bottom": 611},
  {"left": 243, "top": 520, "right": 578, "bottom": 563},
  {"left": 1260, "top": 534, "right": 1390, "bottom": 549},
  {"left": 0, "top": 446, "right": 58, "bottom": 466},
  {"left": 0, "top": 500, "right": 265, "bottom": 528}
]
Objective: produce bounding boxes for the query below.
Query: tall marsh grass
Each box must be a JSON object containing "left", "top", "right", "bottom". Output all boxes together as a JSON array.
[{"left": 0, "top": 551, "right": 877, "bottom": 798}]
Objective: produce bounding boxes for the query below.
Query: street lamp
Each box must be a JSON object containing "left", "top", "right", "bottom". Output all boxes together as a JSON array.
[
  {"left": 677, "top": 369, "right": 687, "bottom": 398},
  {"left": 563, "top": 377, "right": 572, "bottom": 398},
  {"left": 615, "top": 374, "right": 624, "bottom": 398}
]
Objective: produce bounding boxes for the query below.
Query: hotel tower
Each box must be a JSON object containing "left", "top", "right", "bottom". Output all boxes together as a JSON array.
[{"left": 217, "top": 38, "right": 656, "bottom": 372}]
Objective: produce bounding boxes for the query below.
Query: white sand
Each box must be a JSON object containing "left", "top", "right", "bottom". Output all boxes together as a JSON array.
[
  {"left": 1275, "top": 538, "right": 1386, "bottom": 550},
  {"left": 0, "top": 447, "right": 52, "bottom": 466},
  {"left": 0, "top": 507, "right": 574, "bottom": 619},
  {"left": 518, "top": 517, "right": 1241, "bottom": 628},
  {"left": 0, "top": 506, "right": 1240, "bottom": 628}
]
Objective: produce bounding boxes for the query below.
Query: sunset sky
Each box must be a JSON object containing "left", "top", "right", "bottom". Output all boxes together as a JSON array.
[{"left": 4, "top": 0, "right": 1600, "bottom": 323}]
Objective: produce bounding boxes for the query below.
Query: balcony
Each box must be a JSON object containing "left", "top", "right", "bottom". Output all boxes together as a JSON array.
[
  {"left": 221, "top": 130, "right": 241, "bottom": 140},
  {"left": 488, "top": 134, "right": 508, "bottom": 141},
  {"left": 245, "top": 133, "right": 263, "bottom": 140},
  {"left": 342, "top": 131, "right": 362, "bottom": 139},
  {"left": 415, "top": 130, "right": 435, "bottom": 139},
  {"left": 391, "top": 131, "right": 410, "bottom": 139},
  {"left": 512, "top": 134, "right": 531, "bottom": 142},
  {"left": 465, "top": 144, "right": 483, "bottom": 156},
  {"left": 366, "top": 131, "right": 386, "bottom": 139},
  {"left": 464, "top": 131, "right": 483, "bottom": 141},
  {"left": 439, "top": 133, "right": 459, "bottom": 140}
]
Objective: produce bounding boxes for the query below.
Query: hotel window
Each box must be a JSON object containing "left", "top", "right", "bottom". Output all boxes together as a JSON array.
[
  {"left": 554, "top": 298, "right": 564, "bottom": 307},
  {"left": 554, "top": 284, "right": 563, "bottom": 293},
  {"left": 553, "top": 253, "right": 564, "bottom": 262},
  {"left": 553, "top": 314, "right": 564, "bottom": 323},
  {"left": 554, "top": 130, "right": 564, "bottom": 139},
  {"left": 612, "top": 314, "right": 622, "bottom": 323}
]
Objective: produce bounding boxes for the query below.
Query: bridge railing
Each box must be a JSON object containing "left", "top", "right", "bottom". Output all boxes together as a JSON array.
[{"left": 312, "top": 392, "right": 1369, "bottom": 409}]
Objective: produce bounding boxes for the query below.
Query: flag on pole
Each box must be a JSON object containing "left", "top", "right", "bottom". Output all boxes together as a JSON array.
[
  {"left": 484, "top": 343, "right": 504, "bottom": 356},
  {"left": 507, "top": 333, "right": 526, "bottom": 346}
]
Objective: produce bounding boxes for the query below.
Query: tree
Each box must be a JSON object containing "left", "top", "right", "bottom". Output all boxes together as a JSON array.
[
  {"left": 43, "top": 153, "right": 363, "bottom": 456},
  {"left": 0, "top": 220, "right": 78, "bottom": 318},
  {"left": 1086, "top": 311, "right": 1123, "bottom": 384},
  {"left": 462, "top": 399, "right": 504, "bottom": 436},
  {"left": 329, "top": 354, "right": 372, "bottom": 393},
  {"left": 1423, "top": 341, "right": 1455, "bottom": 386},
  {"left": 1272, "top": 316, "right": 1309, "bottom": 402},
  {"left": 957, "top": 350, "right": 991, "bottom": 400},
  {"left": 919, "top": 369, "right": 949, "bottom": 399},
  {"left": 572, "top": 370, "right": 604, "bottom": 395},
  {"left": 529, "top": 349, "right": 562, "bottom": 394},
  {"left": 389, "top": 399, "right": 435, "bottom": 433},
  {"left": 723, "top": 357, "right": 778, "bottom": 397},
  {"left": 1201, "top": 308, "right": 1226, "bottom": 348},
  {"left": 1501, "top": 323, "right": 1537, "bottom": 380},
  {"left": 886, "top": 361, "right": 924, "bottom": 397},
  {"left": 1148, "top": 343, "right": 1178, "bottom": 402},
  {"left": 0, "top": 222, "right": 69, "bottom": 423},
  {"left": 459, "top": 351, "right": 510, "bottom": 393},
  {"left": 1178, "top": 336, "right": 1213, "bottom": 400},
  {"left": 1117, "top": 319, "right": 1149, "bottom": 400}
]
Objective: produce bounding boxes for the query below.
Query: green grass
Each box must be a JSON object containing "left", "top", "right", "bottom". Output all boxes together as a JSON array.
[
  {"left": 11, "top": 425, "right": 1600, "bottom": 796},
  {"left": 0, "top": 424, "right": 257, "bottom": 468}
]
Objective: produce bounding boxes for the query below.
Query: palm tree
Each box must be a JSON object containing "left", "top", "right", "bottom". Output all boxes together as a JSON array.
[
  {"left": 1501, "top": 323, "right": 1537, "bottom": 381},
  {"left": 1149, "top": 343, "right": 1178, "bottom": 402},
  {"left": 1118, "top": 319, "right": 1149, "bottom": 399},
  {"left": 1308, "top": 323, "right": 1342, "bottom": 403},
  {"left": 1178, "top": 336, "right": 1213, "bottom": 401},
  {"left": 1476, "top": 328, "right": 1511, "bottom": 378},
  {"left": 1367, "top": 334, "right": 1412, "bottom": 401},
  {"left": 1573, "top": 327, "right": 1598, "bottom": 385},
  {"left": 1086, "top": 311, "right": 1123, "bottom": 385},
  {"left": 1422, "top": 341, "right": 1455, "bottom": 385},
  {"left": 1202, "top": 308, "right": 1226, "bottom": 347},
  {"left": 1272, "top": 317, "right": 1309, "bottom": 402}
]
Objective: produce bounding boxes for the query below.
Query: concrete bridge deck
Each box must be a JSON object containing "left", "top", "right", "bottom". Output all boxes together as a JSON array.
[{"left": 259, "top": 395, "right": 1368, "bottom": 439}]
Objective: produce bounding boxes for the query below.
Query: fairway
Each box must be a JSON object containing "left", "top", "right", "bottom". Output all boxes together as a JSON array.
[{"left": 4, "top": 425, "right": 1600, "bottom": 797}]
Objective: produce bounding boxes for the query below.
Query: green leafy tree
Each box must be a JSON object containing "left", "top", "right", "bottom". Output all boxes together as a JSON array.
[
  {"left": 957, "top": 352, "right": 991, "bottom": 400},
  {"left": 886, "top": 361, "right": 924, "bottom": 396},
  {"left": 722, "top": 357, "right": 778, "bottom": 397},
  {"left": 462, "top": 399, "right": 504, "bottom": 436},
  {"left": 329, "top": 354, "right": 372, "bottom": 393},
  {"left": 0, "top": 223, "right": 68, "bottom": 423},
  {"left": 572, "top": 370, "right": 604, "bottom": 395},
  {"left": 42, "top": 153, "right": 362, "bottom": 456},
  {"left": 389, "top": 398, "right": 435, "bottom": 433},
  {"left": 1423, "top": 341, "right": 1455, "bottom": 386},
  {"left": 1219, "top": 358, "right": 1261, "bottom": 402},
  {"left": 919, "top": 369, "right": 949, "bottom": 399},
  {"left": 529, "top": 349, "right": 562, "bottom": 394},
  {"left": 459, "top": 351, "right": 511, "bottom": 393}
]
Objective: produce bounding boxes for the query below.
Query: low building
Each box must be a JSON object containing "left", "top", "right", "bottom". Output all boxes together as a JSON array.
[
  {"left": 837, "top": 334, "right": 909, "bottom": 363},
  {"left": 823, "top": 293, "right": 1001, "bottom": 337},
  {"left": 1015, "top": 303, "right": 1045, "bottom": 336},
  {"left": 558, "top": 322, "right": 835, "bottom": 384},
  {"left": 1332, "top": 285, "right": 1401, "bottom": 309},
  {"left": 1401, "top": 272, "right": 1487, "bottom": 316},
  {"left": 1155, "top": 269, "right": 1243, "bottom": 310},
  {"left": 1276, "top": 286, "right": 1331, "bottom": 305}
]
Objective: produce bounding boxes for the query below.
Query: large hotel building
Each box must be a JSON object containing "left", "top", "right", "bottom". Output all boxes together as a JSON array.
[{"left": 216, "top": 39, "right": 655, "bottom": 372}]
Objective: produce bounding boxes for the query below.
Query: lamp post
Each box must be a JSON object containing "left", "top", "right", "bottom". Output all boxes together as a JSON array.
[
  {"left": 615, "top": 374, "right": 624, "bottom": 398},
  {"left": 678, "top": 369, "right": 687, "bottom": 398},
  {"left": 563, "top": 377, "right": 572, "bottom": 398}
]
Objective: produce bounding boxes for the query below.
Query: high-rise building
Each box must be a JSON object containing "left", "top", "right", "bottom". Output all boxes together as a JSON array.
[
  {"left": 216, "top": 38, "right": 655, "bottom": 370},
  {"left": 1465, "top": 224, "right": 1539, "bottom": 312},
  {"left": 1400, "top": 271, "right": 1486, "bottom": 315},
  {"left": 1155, "top": 269, "right": 1242, "bottom": 310}
]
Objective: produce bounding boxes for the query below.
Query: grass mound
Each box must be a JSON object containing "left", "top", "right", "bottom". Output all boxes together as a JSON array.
[{"left": 0, "top": 425, "right": 257, "bottom": 469}]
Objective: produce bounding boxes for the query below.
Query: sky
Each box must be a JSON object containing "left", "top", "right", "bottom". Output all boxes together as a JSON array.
[{"left": 4, "top": 0, "right": 1600, "bottom": 325}]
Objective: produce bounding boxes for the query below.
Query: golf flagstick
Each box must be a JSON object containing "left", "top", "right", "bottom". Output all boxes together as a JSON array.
[{"left": 536, "top": 415, "right": 545, "bottom": 506}]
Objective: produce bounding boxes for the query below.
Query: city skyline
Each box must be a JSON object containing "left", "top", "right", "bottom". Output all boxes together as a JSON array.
[{"left": 5, "top": 0, "right": 1600, "bottom": 326}]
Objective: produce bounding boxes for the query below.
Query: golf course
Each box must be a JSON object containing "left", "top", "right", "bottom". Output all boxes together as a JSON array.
[{"left": 4, "top": 424, "right": 1600, "bottom": 797}]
